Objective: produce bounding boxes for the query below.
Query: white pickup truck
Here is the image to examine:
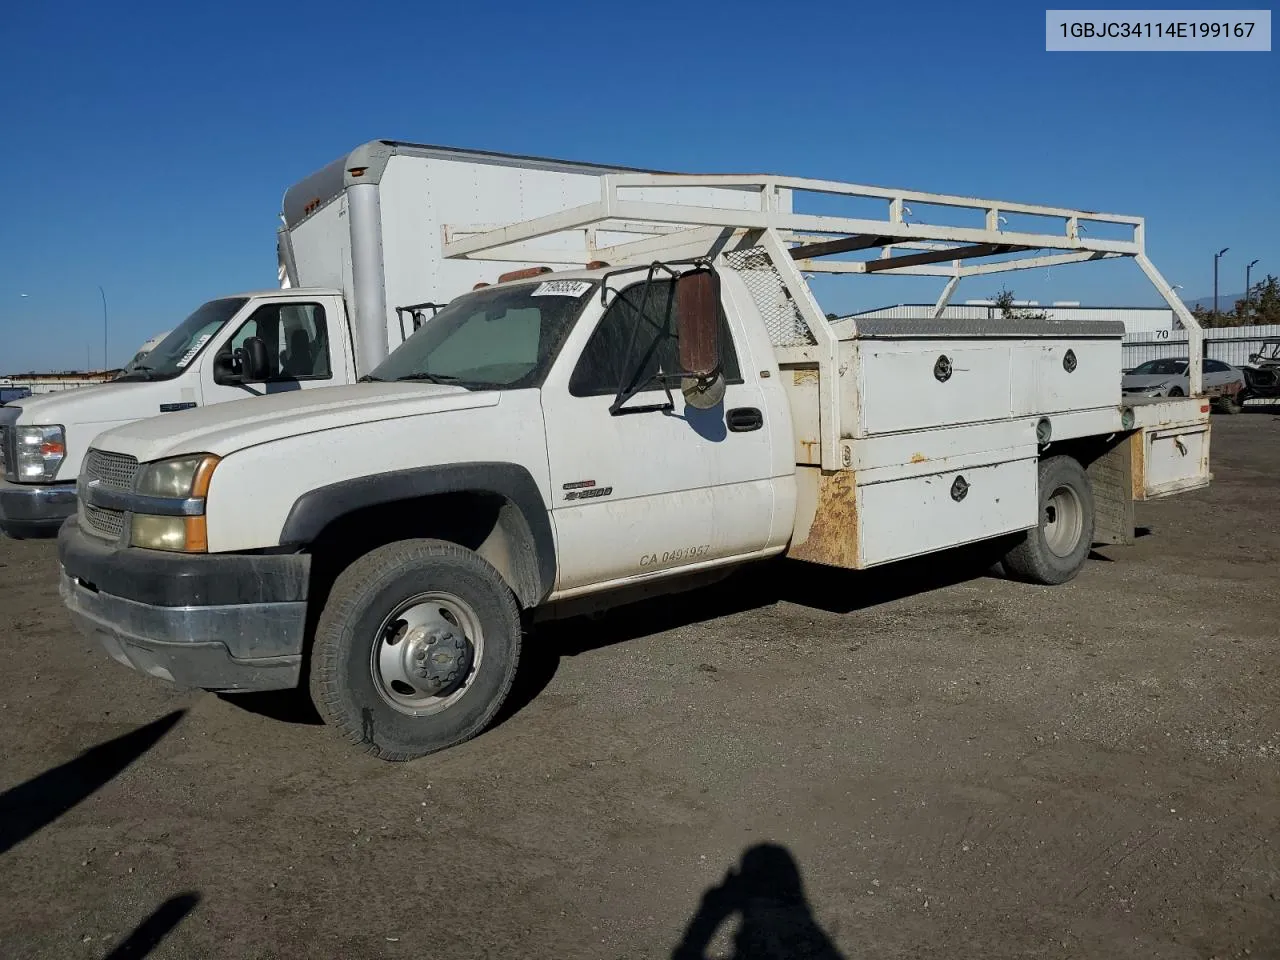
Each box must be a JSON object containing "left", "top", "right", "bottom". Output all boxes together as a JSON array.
[
  {"left": 0, "top": 140, "right": 759, "bottom": 537},
  {"left": 58, "top": 166, "right": 1213, "bottom": 760}
]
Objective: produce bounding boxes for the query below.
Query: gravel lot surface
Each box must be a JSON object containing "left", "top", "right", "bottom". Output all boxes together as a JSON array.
[{"left": 1, "top": 413, "right": 1277, "bottom": 959}]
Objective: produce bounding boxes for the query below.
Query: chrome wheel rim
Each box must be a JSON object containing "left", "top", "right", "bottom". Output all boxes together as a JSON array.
[
  {"left": 370, "top": 592, "right": 483, "bottom": 717},
  {"left": 1043, "top": 485, "right": 1084, "bottom": 558}
]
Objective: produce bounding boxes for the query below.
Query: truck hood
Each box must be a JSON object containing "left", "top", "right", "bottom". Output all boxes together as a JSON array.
[
  {"left": 90, "top": 382, "right": 500, "bottom": 463},
  {"left": 6, "top": 380, "right": 172, "bottom": 425}
]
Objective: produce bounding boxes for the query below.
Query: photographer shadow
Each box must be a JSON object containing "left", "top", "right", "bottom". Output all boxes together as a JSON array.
[{"left": 672, "top": 843, "right": 845, "bottom": 960}]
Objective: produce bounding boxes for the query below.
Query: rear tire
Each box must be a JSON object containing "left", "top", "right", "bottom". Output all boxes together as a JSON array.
[
  {"left": 1217, "top": 394, "right": 1243, "bottom": 414},
  {"left": 1002, "top": 456, "right": 1095, "bottom": 586},
  {"left": 309, "top": 539, "right": 522, "bottom": 761}
]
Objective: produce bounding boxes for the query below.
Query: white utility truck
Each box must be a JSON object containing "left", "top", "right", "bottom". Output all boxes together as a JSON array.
[
  {"left": 59, "top": 162, "right": 1213, "bottom": 760},
  {"left": 0, "top": 141, "right": 762, "bottom": 537}
]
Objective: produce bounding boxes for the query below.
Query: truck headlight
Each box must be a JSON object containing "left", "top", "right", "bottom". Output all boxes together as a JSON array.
[
  {"left": 14, "top": 425, "right": 66, "bottom": 481},
  {"left": 131, "top": 515, "right": 194, "bottom": 552},
  {"left": 130, "top": 454, "right": 219, "bottom": 553},
  {"left": 136, "top": 455, "right": 218, "bottom": 499}
]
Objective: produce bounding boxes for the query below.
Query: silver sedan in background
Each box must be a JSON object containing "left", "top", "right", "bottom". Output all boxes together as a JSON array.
[{"left": 1121, "top": 357, "right": 1247, "bottom": 412}]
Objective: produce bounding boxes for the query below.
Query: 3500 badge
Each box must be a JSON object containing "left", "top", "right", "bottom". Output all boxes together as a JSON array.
[{"left": 639, "top": 544, "right": 711, "bottom": 568}]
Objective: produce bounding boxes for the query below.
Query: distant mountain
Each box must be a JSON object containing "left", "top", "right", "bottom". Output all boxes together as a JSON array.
[{"left": 1181, "top": 292, "right": 1246, "bottom": 311}]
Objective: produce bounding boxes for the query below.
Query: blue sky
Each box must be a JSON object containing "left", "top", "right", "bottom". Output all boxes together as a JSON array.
[{"left": 0, "top": 1, "right": 1275, "bottom": 372}]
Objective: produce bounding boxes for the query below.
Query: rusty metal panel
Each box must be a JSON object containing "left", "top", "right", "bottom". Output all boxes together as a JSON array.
[{"left": 787, "top": 469, "right": 860, "bottom": 569}]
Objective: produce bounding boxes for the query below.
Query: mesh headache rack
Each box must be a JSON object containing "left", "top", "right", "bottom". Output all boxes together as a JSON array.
[{"left": 440, "top": 170, "right": 1204, "bottom": 467}]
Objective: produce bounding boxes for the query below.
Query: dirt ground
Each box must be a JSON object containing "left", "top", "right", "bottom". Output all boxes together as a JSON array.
[{"left": 1, "top": 414, "right": 1278, "bottom": 960}]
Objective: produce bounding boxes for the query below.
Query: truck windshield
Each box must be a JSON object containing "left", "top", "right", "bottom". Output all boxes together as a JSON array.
[
  {"left": 368, "top": 280, "right": 597, "bottom": 389},
  {"left": 115, "top": 298, "right": 249, "bottom": 381}
]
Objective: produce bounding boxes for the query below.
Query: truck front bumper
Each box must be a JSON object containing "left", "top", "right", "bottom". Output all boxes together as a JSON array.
[
  {"left": 0, "top": 479, "right": 77, "bottom": 538},
  {"left": 58, "top": 517, "right": 311, "bottom": 692}
]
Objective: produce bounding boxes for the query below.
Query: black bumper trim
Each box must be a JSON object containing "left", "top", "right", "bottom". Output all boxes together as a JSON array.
[
  {"left": 58, "top": 516, "right": 310, "bottom": 607},
  {"left": 0, "top": 480, "right": 77, "bottom": 537}
]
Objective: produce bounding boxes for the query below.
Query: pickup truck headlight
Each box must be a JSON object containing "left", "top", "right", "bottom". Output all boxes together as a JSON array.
[
  {"left": 129, "top": 454, "right": 219, "bottom": 553},
  {"left": 136, "top": 455, "right": 217, "bottom": 499},
  {"left": 14, "top": 425, "right": 66, "bottom": 481},
  {"left": 131, "top": 514, "right": 195, "bottom": 552}
]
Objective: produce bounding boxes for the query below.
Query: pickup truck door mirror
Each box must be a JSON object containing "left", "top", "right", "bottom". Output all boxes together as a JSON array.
[
  {"left": 212, "top": 336, "right": 271, "bottom": 385},
  {"left": 676, "top": 269, "right": 719, "bottom": 376},
  {"left": 238, "top": 336, "right": 271, "bottom": 382},
  {"left": 212, "top": 348, "right": 240, "bottom": 384},
  {"left": 675, "top": 269, "right": 725, "bottom": 410}
]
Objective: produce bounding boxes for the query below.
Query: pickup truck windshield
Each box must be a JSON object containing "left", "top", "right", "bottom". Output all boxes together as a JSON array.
[
  {"left": 115, "top": 298, "right": 249, "bottom": 381},
  {"left": 368, "top": 280, "right": 597, "bottom": 389}
]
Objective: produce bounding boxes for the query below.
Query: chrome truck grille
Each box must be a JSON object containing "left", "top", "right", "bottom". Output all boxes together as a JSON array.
[
  {"left": 0, "top": 425, "right": 9, "bottom": 478},
  {"left": 82, "top": 502, "right": 127, "bottom": 540},
  {"left": 79, "top": 449, "right": 139, "bottom": 541},
  {"left": 83, "top": 449, "right": 140, "bottom": 490}
]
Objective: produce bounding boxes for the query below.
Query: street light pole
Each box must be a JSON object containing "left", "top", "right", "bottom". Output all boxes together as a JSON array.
[
  {"left": 97, "top": 284, "right": 108, "bottom": 371},
  {"left": 1246, "top": 259, "right": 1260, "bottom": 318},
  {"left": 1213, "top": 248, "right": 1229, "bottom": 319}
]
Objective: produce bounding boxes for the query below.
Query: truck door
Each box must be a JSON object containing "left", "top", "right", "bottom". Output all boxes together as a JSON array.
[
  {"left": 199, "top": 298, "right": 343, "bottom": 403},
  {"left": 541, "top": 276, "right": 778, "bottom": 593}
]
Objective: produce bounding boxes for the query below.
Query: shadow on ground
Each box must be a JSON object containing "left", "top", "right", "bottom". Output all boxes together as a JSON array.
[
  {"left": 499, "top": 540, "right": 1013, "bottom": 726},
  {"left": 0, "top": 710, "right": 185, "bottom": 856},
  {"left": 672, "top": 843, "right": 844, "bottom": 960},
  {"left": 101, "top": 893, "right": 201, "bottom": 960},
  {"left": 217, "top": 688, "right": 323, "bottom": 726}
]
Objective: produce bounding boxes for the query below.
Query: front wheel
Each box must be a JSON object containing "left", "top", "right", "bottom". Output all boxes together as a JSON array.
[
  {"left": 1002, "top": 456, "right": 1095, "bottom": 586},
  {"left": 309, "top": 539, "right": 522, "bottom": 761},
  {"left": 1167, "top": 386, "right": 1185, "bottom": 397}
]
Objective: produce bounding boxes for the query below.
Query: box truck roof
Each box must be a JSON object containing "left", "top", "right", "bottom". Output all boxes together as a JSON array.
[
  {"left": 227, "top": 287, "right": 344, "bottom": 299},
  {"left": 282, "top": 139, "right": 674, "bottom": 230}
]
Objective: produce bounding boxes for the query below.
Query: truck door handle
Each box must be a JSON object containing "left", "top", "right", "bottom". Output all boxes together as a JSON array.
[{"left": 727, "top": 407, "right": 763, "bottom": 432}]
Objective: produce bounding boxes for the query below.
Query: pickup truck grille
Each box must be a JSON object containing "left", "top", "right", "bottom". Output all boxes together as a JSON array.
[
  {"left": 82, "top": 449, "right": 139, "bottom": 490},
  {"left": 79, "top": 449, "right": 139, "bottom": 542},
  {"left": 82, "top": 502, "right": 127, "bottom": 540},
  {"left": 0, "top": 425, "right": 8, "bottom": 478}
]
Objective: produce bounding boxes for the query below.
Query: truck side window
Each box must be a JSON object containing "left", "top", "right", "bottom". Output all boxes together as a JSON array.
[
  {"left": 569, "top": 279, "right": 741, "bottom": 397},
  {"left": 228, "top": 303, "right": 331, "bottom": 381}
]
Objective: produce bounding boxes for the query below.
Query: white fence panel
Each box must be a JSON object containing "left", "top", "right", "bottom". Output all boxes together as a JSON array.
[{"left": 1122, "top": 324, "right": 1280, "bottom": 369}]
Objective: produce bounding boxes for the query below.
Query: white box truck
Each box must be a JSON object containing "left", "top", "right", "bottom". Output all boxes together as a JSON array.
[
  {"left": 0, "top": 141, "right": 768, "bottom": 536},
  {"left": 58, "top": 160, "right": 1213, "bottom": 761}
]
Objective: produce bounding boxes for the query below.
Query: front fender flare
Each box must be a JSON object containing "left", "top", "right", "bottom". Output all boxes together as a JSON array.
[{"left": 278, "top": 462, "right": 556, "bottom": 603}]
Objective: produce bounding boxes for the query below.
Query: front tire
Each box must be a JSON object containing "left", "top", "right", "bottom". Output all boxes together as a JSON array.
[
  {"left": 1002, "top": 456, "right": 1095, "bottom": 586},
  {"left": 309, "top": 539, "right": 522, "bottom": 761}
]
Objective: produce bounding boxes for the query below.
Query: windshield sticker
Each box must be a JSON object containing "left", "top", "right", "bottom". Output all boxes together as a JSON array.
[
  {"left": 531, "top": 279, "right": 593, "bottom": 298},
  {"left": 175, "top": 334, "right": 212, "bottom": 368}
]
